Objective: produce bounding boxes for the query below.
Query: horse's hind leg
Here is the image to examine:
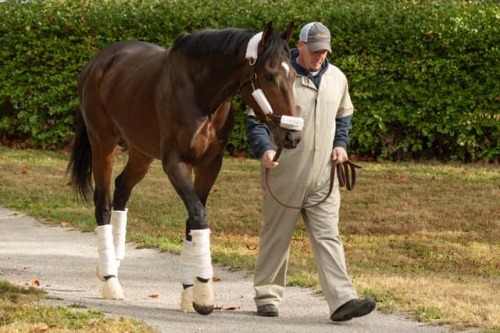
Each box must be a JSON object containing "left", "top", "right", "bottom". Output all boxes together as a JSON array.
[
  {"left": 95, "top": 145, "right": 151, "bottom": 300},
  {"left": 111, "top": 147, "right": 153, "bottom": 270},
  {"left": 90, "top": 136, "right": 126, "bottom": 299}
]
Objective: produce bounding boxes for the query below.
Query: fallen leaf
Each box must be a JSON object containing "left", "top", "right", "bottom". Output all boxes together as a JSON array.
[
  {"left": 214, "top": 305, "right": 240, "bottom": 311},
  {"left": 25, "top": 279, "right": 40, "bottom": 287},
  {"left": 60, "top": 221, "right": 70, "bottom": 228},
  {"left": 21, "top": 166, "right": 30, "bottom": 174},
  {"left": 149, "top": 293, "right": 159, "bottom": 298},
  {"left": 246, "top": 243, "right": 257, "bottom": 250},
  {"left": 212, "top": 276, "right": 221, "bottom": 282}
]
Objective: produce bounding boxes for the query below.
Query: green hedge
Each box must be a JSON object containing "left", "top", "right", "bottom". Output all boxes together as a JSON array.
[{"left": 0, "top": 0, "right": 498, "bottom": 161}]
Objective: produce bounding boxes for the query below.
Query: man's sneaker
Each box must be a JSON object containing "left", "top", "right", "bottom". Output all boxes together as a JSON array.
[
  {"left": 257, "top": 304, "right": 279, "bottom": 317},
  {"left": 331, "top": 298, "right": 376, "bottom": 322}
]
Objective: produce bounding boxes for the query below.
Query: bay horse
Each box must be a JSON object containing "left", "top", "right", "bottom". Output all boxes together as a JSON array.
[{"left": 66, "top": 21, "right": 303, "bottom": 315}]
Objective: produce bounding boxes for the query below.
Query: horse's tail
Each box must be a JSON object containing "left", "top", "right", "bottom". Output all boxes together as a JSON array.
[{"left": 66, "top": 109, "right": 93, "bottom": 203}]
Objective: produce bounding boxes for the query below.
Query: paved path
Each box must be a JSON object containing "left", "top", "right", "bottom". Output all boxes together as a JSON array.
[{"left": 0, "top": 206, "right": 465, "bottom": 332}]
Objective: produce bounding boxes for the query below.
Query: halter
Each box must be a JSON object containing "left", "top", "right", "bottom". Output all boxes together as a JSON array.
[{"left": 242, "top": 32, "right": 304, "bottom": 132}]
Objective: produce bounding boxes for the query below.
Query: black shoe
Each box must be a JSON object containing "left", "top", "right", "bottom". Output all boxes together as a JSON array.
[
  {"left": 257, "top": 304, "right": 279, "bottom": 317},
  {"left": 331, "top": 298, "right": 376, "bottom": 322}
]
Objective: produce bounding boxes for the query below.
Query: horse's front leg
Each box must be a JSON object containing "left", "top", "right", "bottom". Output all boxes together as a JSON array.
[{"left": 163, "top": 158, "right": 214, "bottom": 315}]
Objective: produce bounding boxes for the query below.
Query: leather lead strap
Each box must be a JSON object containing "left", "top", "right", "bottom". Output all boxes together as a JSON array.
[{"left": 265, "top": 158, "right": 361, "bottom": 209}]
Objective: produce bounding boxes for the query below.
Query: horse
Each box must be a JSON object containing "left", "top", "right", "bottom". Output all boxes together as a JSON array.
[{"left": 66, "top": 21, "right": 303, "bottom": 315}]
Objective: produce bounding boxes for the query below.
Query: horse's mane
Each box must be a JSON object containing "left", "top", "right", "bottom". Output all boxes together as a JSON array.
[
  {"left": 171, "top": 28, "right": 255, "bottom": 57},
  {"left": 171, "top": 28, "right": 290, "bottom": 61}
]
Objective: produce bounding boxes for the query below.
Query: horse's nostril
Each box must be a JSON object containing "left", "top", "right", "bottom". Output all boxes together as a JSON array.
[{"left": 283, "top": 131, "right": 301, "bottom": 149}]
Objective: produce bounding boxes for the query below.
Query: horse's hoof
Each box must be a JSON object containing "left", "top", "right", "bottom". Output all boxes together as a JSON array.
[
  {"left": 193, "top": 303, "right": 214, "bottom": 315},
  {"left": 193, "top": 279, "right": 214, "bottom": 315},
  {"left": 102, "top": 277, "right": 124, "bottom": 299},
  {"left": 180, "top": 286, "right": 196, "bottom": 313}
]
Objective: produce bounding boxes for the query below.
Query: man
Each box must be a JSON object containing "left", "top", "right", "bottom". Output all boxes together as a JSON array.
[{"left": 246, "top": 22, "right": 376, "bottom": 322}]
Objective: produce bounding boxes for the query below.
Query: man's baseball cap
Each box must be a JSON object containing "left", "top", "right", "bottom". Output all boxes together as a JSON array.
[{"left": 299, "top": 22, "right": 332, "bottom": 53}]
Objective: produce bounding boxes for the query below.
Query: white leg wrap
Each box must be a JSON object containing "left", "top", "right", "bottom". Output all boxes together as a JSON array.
[
  {"left": 190, "top": 229, "right": 214, "bottom": 314},
  {"left": 96, "top": 225, "right": 123, "bottom": 299},
  {"left": 96, "top": 225, "right": 118, "bottom": 278},
  {"left": 180, "top": 286, "right": 195, "bottom": 313},
  {"left": 190, "top": 229, "right": 213, "bottom": 280},
  {"left": 111, "top": 209, "right": 127, "bottom": 263},
  {"left": 179, "top": 239, "right": 195, "bottom": 285}
]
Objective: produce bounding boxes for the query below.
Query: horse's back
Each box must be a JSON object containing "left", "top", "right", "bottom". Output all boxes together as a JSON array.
[
  {"left": 79, "top": 41, "right": 166, "bottom": 92},
  {"left": 77, "top": 38, "right": 233, "bottom": 162}
]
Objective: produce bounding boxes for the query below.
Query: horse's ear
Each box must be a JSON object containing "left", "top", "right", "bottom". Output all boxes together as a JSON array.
[
  {"left": 261, "top": 21, "right": 274, "bottom": 47},
  {"left": 281, "top": 21, "right": 295, "bottom": 43}
]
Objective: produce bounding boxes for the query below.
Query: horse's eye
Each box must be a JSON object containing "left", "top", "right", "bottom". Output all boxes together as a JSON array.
[{"left": 265, "top": 74, "right": 275, "bottom": 83}]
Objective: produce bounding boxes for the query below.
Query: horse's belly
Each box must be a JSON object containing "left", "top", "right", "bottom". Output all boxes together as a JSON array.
[{"left": 115, "top": 115, "right": 163, "bottom": 159}]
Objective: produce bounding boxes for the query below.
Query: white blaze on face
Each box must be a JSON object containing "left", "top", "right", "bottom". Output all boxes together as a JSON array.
[{"left": 282, "top": 61, "right": 290, "bottom": 77}]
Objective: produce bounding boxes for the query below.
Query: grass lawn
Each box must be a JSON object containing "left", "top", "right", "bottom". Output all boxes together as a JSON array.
[{"left": 0, "top": 146, "right": 498, "bottom": 331}]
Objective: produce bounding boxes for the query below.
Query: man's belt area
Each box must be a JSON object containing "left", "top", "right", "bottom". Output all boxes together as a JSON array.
[{"left": 265, "top": 158, "right": 362, "bottom": 209}]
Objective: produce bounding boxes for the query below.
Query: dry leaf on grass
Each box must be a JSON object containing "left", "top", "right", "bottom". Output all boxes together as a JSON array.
[{"left": 21, "top": 166, "right": 30, "bottom": 174}]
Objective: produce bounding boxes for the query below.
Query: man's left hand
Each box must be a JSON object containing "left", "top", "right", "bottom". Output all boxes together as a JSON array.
[{"left": 332, "top": 147, "right": 348, "bottom": 164}]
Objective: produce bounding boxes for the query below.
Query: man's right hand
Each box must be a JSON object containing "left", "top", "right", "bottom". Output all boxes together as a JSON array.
[{"left": 261, "top": 150, "right": 279, "bottom": 169}]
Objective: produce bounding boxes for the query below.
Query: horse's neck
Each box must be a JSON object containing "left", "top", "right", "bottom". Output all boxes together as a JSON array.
[{"left": 188, "top": 56, "right": 249, "bottom": 113}]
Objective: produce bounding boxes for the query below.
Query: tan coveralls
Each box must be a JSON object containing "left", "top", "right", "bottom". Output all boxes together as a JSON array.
[{"left": 253, "top": 64, "right": 358, "bottom": 315}]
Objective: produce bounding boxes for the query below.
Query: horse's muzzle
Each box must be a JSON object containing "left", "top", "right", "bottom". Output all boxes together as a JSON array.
[{"left": 282, "top": 130, "right": 301, "bottom": 149}]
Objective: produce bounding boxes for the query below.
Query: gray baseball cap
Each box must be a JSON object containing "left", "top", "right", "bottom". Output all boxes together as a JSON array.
[{"left": 299, "top": 22, "right": 332, "bottom": 53}]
